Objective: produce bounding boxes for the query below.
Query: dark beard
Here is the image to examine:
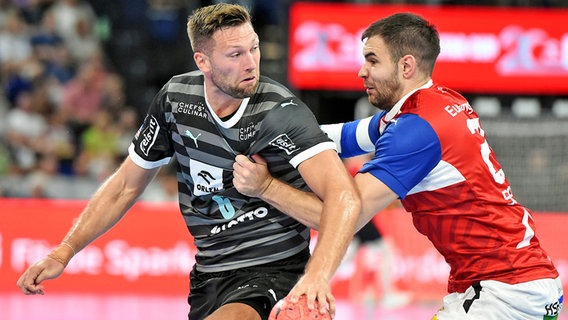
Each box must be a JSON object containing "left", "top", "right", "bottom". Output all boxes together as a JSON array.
[
  {"left": 220, "top": 80, "right": 258, "bottom": 98},
  {"left": 211, "top": 73, "right": 259, "bottom": 99},
  {"left": 369, "top": 74, "right": 401, "bottom": 111}
]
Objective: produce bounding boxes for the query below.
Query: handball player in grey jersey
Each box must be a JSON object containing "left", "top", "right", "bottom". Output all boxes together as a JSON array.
[{"left": 17, "top": 3, "right": 360, "bottom": 320}]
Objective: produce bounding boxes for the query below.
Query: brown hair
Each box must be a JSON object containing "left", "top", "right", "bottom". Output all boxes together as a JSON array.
[
  {"left": 187, "top": 3, "right": 252, "bottom": 53},
  {"left": 362, "top": 13, "right": 440, "bottom": 76}
]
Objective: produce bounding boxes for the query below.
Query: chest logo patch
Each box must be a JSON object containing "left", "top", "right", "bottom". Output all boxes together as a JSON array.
[{"left": 190, "top": 159, "right": 224, "bottom": 196}]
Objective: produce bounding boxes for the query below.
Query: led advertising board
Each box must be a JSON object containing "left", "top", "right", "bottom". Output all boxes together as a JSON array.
[{"left": 288, "top": 3, "right": 568, "bottom": 94}]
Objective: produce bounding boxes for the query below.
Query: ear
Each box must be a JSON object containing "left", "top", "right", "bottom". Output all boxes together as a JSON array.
[
  {"left": 194, "top": 52, "right": 210, "bottom": 73},
  {"left": 399, "top": 55, "right": 417, "bottom": 79}
]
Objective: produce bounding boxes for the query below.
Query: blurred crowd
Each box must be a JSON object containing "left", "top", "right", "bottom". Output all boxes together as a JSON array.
[
  {"left": 0, "top": 0, "right": 283, "bottom": 200},
  {"left": 0, "top": 0, "right": 565, "bottom": 200},
  {"left": 0, "top": 0, "right": 145, "bottom": 198}
]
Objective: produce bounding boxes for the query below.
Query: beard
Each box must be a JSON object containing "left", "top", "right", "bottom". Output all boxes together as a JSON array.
[
  {"left": 368, "top": 70, "right": 402, "bottom": 111},
  {"left": 210, "top": 69, "right": 259, "bottom": 99}
]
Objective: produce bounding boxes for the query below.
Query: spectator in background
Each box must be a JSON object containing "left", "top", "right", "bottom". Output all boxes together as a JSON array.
[
  {"left": 58, "top": 54, "right": 109, "bottom": 151},
  {"left": 40, "top": 108, "right": 76, "bottom": 175},
  {"left": 0, "top": 10, "right": 32, "bottom": 67},
  {"left": 5, "top": 89, "right": 48, "bottom": 174},
  {"left": 31, "top": 9, "right": 75, "bottom": 85},
  {"left": 74, "top": 109, "right": 119, "bottom": 181},
  {"left": 64, "top": 13, "right": 101, "bottom": 63},
  {"left": 47, "top": 0, "right": 97, "bottom": 48},
  {"left": 114, "top": 107, "right": 138, "bottom": 159},
  {"left": 27, "top": 151, "right": 60, "bottom": 198},
  {"left": 0, "top": 9, "right": 37, "bottom": 106},
  {"left": 101, "top": 73, "right": 126, "bottom": 115}
]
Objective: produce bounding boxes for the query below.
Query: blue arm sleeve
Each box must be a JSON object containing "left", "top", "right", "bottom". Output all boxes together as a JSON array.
[{"left": 360, "top": 114, "right": 442, "bottom": 198}]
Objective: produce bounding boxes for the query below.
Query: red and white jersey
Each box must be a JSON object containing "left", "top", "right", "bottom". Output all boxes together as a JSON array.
[{"left": 323, "top": 81, "right": 559, "bottom": 293}]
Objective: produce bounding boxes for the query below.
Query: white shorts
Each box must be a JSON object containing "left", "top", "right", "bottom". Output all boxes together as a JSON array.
[{"left": 434, "top": 277, "right": 563, "bottom": 320}]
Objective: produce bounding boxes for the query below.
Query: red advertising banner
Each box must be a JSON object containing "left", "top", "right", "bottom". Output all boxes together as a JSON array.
[
  {"left": 288, "top": 3, "right": 568, "bottom": 94},
  {"left": 1, "top": 199, "right": 567, "bottom": 302},
  {"left": 0, "top": 199, "right": 191, "bottom": 295}
]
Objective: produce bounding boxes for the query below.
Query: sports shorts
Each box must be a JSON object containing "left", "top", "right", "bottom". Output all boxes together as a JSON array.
[
  {"left": 187, "top": 248, "right": 310, "bottom": 320},
  {"left": 433, "top": 277, "right": 563, "bottom": 320}
]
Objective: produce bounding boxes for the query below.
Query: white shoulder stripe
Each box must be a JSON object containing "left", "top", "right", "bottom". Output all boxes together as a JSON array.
[
  {"left": 407, "top": 160, "right": 465, "bottom": 195},
  {"left": 289, "top": 141, "right": 337, "bottom": 168},
  {"left": 356, "top": 116, "right": 375, "bottom": 153}
]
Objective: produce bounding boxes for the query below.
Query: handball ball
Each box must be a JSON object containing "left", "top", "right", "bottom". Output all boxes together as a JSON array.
[{"left": 268, "top": 295, "right": 331, "bottom": 320}]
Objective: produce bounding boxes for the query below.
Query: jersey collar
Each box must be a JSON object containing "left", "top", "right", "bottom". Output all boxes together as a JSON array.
[{"left": 379, "top": 79, "right": 433, "bottom": 134}]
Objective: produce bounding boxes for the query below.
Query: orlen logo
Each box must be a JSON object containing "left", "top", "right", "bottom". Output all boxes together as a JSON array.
[
  {"left": 269, "top": 134, "right": 299, "bottom": 155},
  {"left": 210, "top": 207, "right": 268, "bottom": 235},
  {"left": 139, "top": 116, "right": 160, "bottom": 157}
]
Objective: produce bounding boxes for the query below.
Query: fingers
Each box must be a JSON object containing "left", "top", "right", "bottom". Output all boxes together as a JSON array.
[
  {"left": 288, "top": 277, "right": 335, "bottom": 318},
  {"left": 17, "top": 267, "right": 45, "bottom": 295},
  {"left": 16, "top": 257, "right": 65, "bottom": 296},
  {"left": 250, "top": 154, "right": 267, "bottom": 165},
  {"left": 324, "top": 293, "right": 336, "bottom": 318},
  {"left": 234, "top": 154, "right": 254, "bottom": 168}
]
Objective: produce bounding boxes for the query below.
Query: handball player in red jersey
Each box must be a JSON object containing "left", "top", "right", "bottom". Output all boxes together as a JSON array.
[{"left": 233, "top": 12, "right": 563, "bottom": 319}]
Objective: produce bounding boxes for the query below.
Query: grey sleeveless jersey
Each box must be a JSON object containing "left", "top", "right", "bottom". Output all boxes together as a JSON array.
[{"left": 129, "top": 71, "right": 336, "bottom": 272}]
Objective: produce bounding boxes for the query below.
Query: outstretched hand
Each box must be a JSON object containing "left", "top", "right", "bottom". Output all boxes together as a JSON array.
[
  {"left": 233, "top": 154, "right": 273, "bottom": 197},
  {"left": 17, "top": 256, "right": 66, "bottom": 295}
]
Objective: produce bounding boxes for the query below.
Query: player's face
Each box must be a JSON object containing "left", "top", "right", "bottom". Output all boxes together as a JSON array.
[
  {"left": 206, "top": 23, "right": 260, "bottom": 99},
  {"left": 358, "top": 36, "right": 403, "bottom": 111}
]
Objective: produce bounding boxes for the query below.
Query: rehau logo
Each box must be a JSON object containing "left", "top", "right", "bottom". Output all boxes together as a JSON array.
[{"left": 269, "top": 134, "right": 298, "bottom": 155}]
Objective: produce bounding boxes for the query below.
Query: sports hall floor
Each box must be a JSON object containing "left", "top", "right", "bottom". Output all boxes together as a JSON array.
[{"left": 2, "top": 293, "right": 567, "bottom": 320}]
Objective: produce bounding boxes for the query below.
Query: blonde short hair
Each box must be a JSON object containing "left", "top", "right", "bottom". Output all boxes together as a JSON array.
[{"left": 187, "top": 3, "right": 252, "bottom": 53}]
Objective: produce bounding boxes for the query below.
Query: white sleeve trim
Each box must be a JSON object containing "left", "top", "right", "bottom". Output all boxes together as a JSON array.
[
  {"left": 320, "top": 123, "right": 343, "bottom": 154},
  {"left": 128, "top": 144, "right": 172, "bottom": 169},
  {"left": 289, "top": 141, "right": 337, "bottom": 168},
  {"left": 356, "top": 116, "right": 375, "bottom": 153}
]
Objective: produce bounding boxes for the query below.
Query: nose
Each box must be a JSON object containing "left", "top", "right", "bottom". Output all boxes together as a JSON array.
[
  {"left": 357, "top": 65, "right": 367, "bottom": 79},
  {"left": 244, "top": 51, "right": 258, "bottom": 72}
]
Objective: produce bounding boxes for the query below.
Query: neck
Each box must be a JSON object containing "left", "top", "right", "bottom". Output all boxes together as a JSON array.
[
  {"left": 204, "top": 80, "right": 242, "bottom": 118},
  {"left": 400, "top": 75, "right": 432, "bottom": 99}
]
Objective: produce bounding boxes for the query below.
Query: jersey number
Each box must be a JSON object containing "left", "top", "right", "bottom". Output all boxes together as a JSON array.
[
  {"left": 212, "top": 196, "right": 235, "bottom": 219},
  {"left": 466, "top": 118, "right": 534, "bottom": 248}
]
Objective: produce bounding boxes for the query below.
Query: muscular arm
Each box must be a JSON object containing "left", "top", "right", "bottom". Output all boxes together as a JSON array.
[
  {"left": 296, "top": 149, "right": 360, "bottom": 273},
  {"left": 17, "top": 156, "right": 159, "bottom": 294},
  {"left": 238, "top": 154, "right": 323, "bottom": 229},
  {"left": 63, "top": 157, "right": 159, "bottom": 252},
  {"left": 234, "top": 154, "right": 398, "bottom": 232},
  {"left": 287, "top": 150, "right": 361, "bottom": 315}
]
